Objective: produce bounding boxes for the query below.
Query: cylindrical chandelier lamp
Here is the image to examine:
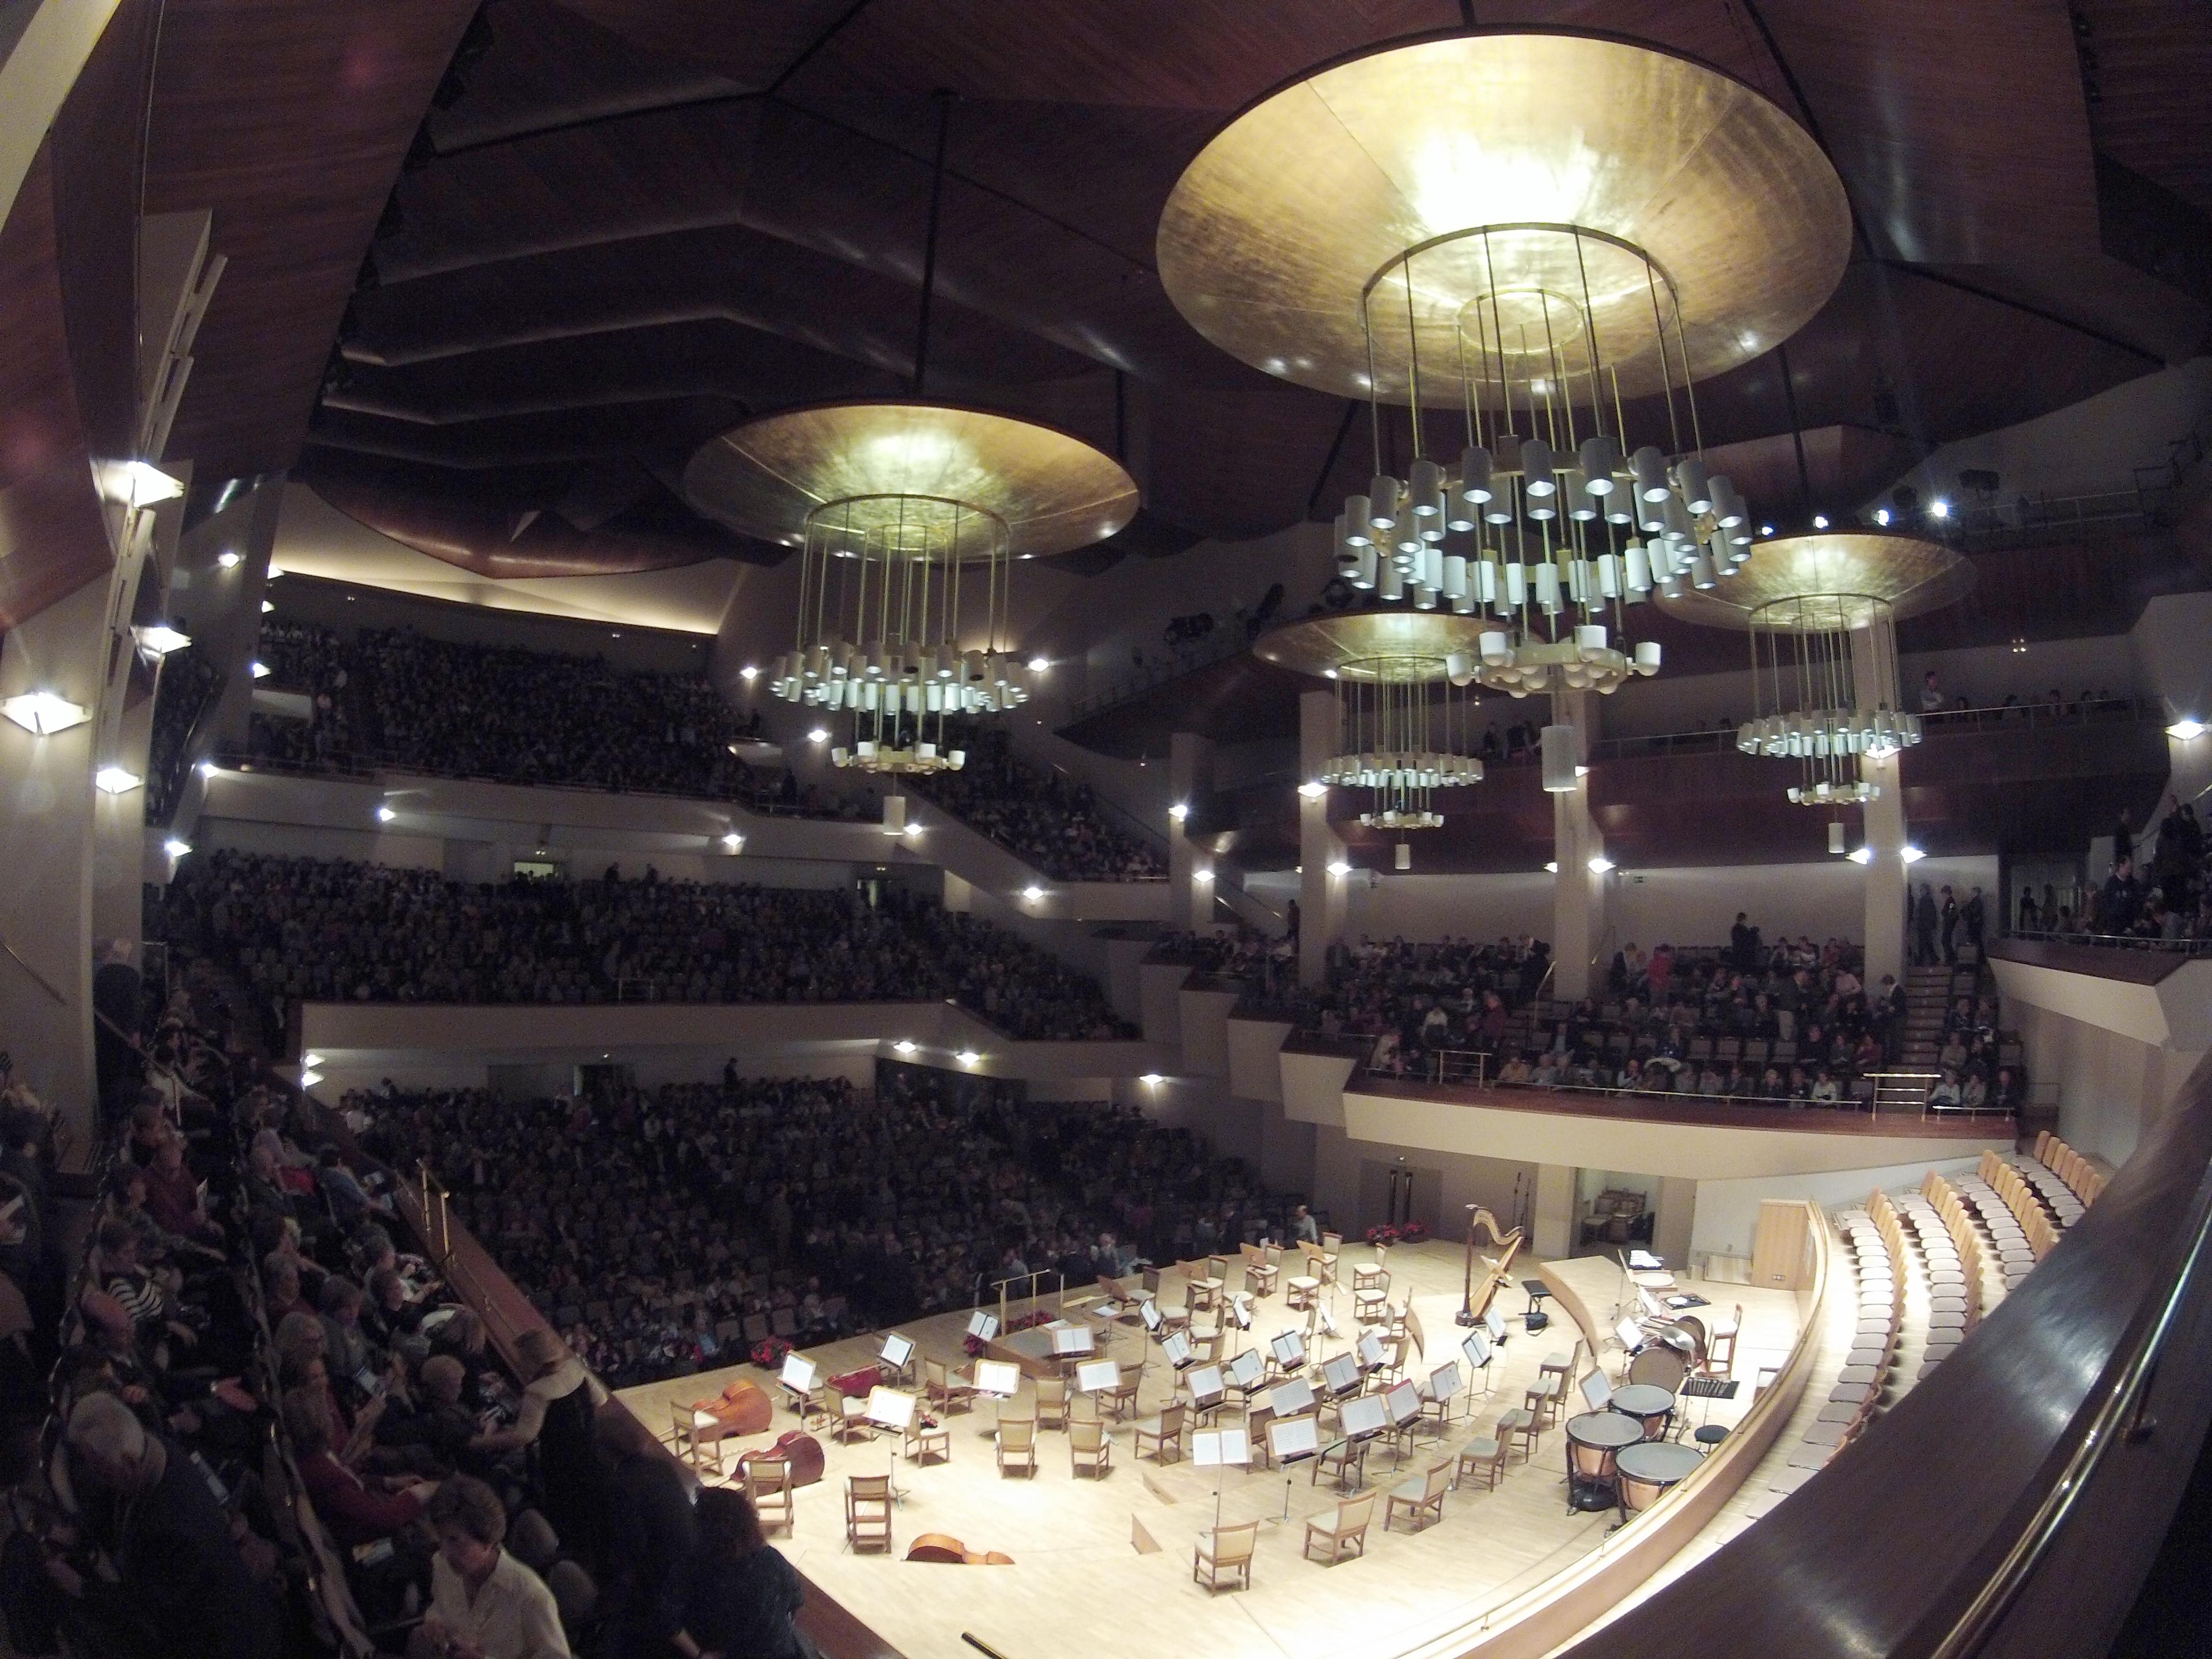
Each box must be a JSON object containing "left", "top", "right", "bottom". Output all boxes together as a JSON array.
[{"left": 1540, "top": 724, "right": 1579, "bottom": 793}]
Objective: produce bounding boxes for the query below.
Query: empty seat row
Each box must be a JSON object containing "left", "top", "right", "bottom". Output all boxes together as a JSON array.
[
  {"left": 1780, "top": 1205, "right": 1902, "bottom": 1486},
  {"left": 2002, "top": 1152, "right": 2085, "bottom": 1226},
  {"left": 1976, "top": 1151, "right": 2063, "bottom": 1257},
  {"left": 2031, "top": 1130, "right": 2108, "bottom": 1207},
  {"left": 1900, "top": 1179, "right": 1984, "bottom": 1378},
  {"left": 1948, "top": 1172, "right": 2040, "bottom": 1290}
]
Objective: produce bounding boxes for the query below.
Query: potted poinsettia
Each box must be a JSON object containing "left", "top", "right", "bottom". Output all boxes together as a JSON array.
[
  {"left": 1365, "top": 1223, "right": 1401, "bottom": 1248},
  {"left": 1400, "top": 1219, "right": 1429, "bottom": 1243},
  {"left": 751, "top": 1335, "right": 792, "bottom": 1370}
]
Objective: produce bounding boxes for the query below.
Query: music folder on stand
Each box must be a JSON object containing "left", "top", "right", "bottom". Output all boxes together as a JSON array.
[
  {"left": 1266, "top": 1415, "right": 1320, "bottom": 1522},
  {"left": 1193, "top": 1427, "right": 1251, "bottom": 1532},
  {"left": 865, "top": 1387, "right": 919, "bottom": 1506}
]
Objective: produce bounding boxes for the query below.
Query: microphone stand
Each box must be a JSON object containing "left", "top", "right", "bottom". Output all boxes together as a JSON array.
[{"left": 1456, "top": 1202, "right": 1479, "bottom": 1326}]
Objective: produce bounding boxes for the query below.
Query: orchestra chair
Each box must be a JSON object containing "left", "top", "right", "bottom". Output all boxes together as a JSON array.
[
  {"left": 1035, "top": 1374, "right": 1069, "bottom": 1430},
  {"left": 844, "top": 1475, "right": 892, "bottom": 1554},
  {"left": 1353, "top": 1283, "right": 1389, "bottom": 1325},
  {"left": 1134, "top": 1401, "right": 1187, "bottom": 1464},
  {"left": 1703, "top": 1306, "right": 1743, "bottom": 1377},
  {"left": 746, "top": 1456, "right": 796, "bottom": 1536},
  {"left": 1499, "top": 1406, "right": 1539, "bottom": 1463},
  {"left": 672, "top": 1404, "right": 730, "bottom": 1477},
  {"left": 1386, "top": 1461, "right": 1453, "bottom": 1532},
  {"left": 1302, "top": 1490, "right": 1377, "bottom": 1565},
  {"left": 924, "top": 1358, "right": 978, "bottom": 1416},
  {"left": 995, "top": 1417, "right": 1037, "bottom": 1478},
  {"left": 902, "top": 1417, "right": 951, "bottom": 1467},
  {"left": 1286, "top": 1274, "right": 1320, "bottom": 1312},
  {"left": 1525, "top": 1363, "right": 1573, "bottom": 1432},
  {"left": 1069, "top": 1418, "right": 1112, "bottom": 1479},
  {"left": 1194, "top": 1520, "right": 1260, "bottom": 1592},
  {"left": 1104, "top": 1362, "right": 1144, "bottom": 1422},
  {"left": 1246, "top": 1401, "right": 1278, "bottom": 1468},
  {"left": 1245, "top": 1244, "right": 1281, "bottom": 1299},
  {"left": 1455, "top": 1419, "right": 1512, "bottom": 1491},
  {"left": 1322, "top": 1232, "right": 1345, "bottom": 1252},
  {"left": 1353, "top": 1263, "right": 1389, "bottom": 1296},
  {"left": 833, "top": 1396, "right": 874, "bottom": 1445},
  {"left": 1313, "top": 1435, "right": 1367, "bottom": 1491},
  {"left": 1187, "top": 1326, "right": 1225, "bottom": 1365},
  {"left": 1188, "top": 1265, "right": 1223, "bottom": 1314}
]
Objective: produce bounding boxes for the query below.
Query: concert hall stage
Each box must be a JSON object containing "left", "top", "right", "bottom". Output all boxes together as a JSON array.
[{"left": 618, "top": 1243, "right": 1804, "bottom": 1659}]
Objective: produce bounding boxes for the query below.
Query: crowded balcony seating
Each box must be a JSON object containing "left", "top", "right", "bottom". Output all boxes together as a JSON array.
[
  {"left": 908, "top": 724, "right": 1166, "bottom": 880},
  {"left": 363, "top": 1063, "right": 1288, "bottom": 1391},
  {"left": 237, "top": 621, "right": 869, "bottom": 820},
  {"left": 145, "top": 644, "right": 223, "bottom": 825},
  {"left": 146, "top": 849, "right": 1137, "bottom": 1041}
]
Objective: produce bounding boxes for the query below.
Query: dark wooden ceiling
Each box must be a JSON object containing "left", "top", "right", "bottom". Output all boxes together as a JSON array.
[{"left": 119, "top": 0, "right": 2212, "bottom": 586}]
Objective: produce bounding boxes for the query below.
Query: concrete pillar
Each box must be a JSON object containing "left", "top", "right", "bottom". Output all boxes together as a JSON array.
[
  {"left": 1548, "top": 692, "right": 1606, "bottom": 998},
  {"left": 1532, "top": 1161, "right": 1578, "bottom": 1262},
  {"left": 1862, "top": 746, "right": 1908, "bottom": 982},
  {"left": 2131, "top": 594, "right": 2212, "bottom": 850},
  {"left": 1298, "top": 689, "right": 1347, "bottom": 987},
  {"left": 1168, "top": 732, "right": 1215, "bottom": 933}
]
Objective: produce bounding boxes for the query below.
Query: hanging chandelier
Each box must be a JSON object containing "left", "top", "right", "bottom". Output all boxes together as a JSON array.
[
  {"left": 1658, "top": 531, "right": 1974, "bottom": 805},
  {"left": 1158, "top": 31, "right": 1851, "bottom": 700},
  {"left": 1323, "top": 652, "right": 1484, "bottom": 829}
]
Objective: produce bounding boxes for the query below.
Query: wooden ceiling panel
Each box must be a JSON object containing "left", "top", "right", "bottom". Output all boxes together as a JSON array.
[
  {"left": 551, "top": 0, "right": 867, "bottom": 92},
  {"left": 2075, "top": 0, "right": 2212, "bottom": 215},
  {"left": 144, "top": 0, "right": 487, "bottom": 478}
]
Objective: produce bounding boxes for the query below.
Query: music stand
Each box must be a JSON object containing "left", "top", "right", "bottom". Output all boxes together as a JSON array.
[
  {"left": 971, "top": 1359, "right": 1021, "bottom": 1399},
  {"left": 1483, "top": 1306, "right": 1508, "bottom": 1348},
  {"left": 966, "top": 1310, "right": 1001, "bottom": 1343},
  {"left": 1194, "top": 1426, "right": 1253, "bottom": 1530},
  {"left": 1226, "top": 1349, "right": 1266, "bottom": 1394},
  {"left": 1161, "top": 1331, "right": 1194, "bottom": 1370},
  {"left": 1329, "top": 1392, "right": 1388, "bottom": 1491},
  {"left": 779, "top": 1354, "right": 820, "bottom": 1423},
  {"left": 1320, "top": 1353, "right": 1361, "bottom": 1399},
  {"left": 1462, "top": 1329, "right": 1494, "bottom": 1395},
  {"left": 1139, "top": 1299, "right": 1164, "bottom": 1335},
  {"left": 1271, "top": 1330, "right": 1306, "bottom": 1375},
  {"left": 1423, "top": 1361, "right": 1464, "bottom": 1433},
  {"left": 1267, "top": 1414, "right": 1320, "bottom": 1522},
  {"left": 865, "top": 1387, "right": 919, "bottom": 1505},
  {"left": 1579, "top": 1368, "right": 1613, "bottom": 1414},
  {"left": 1051, "top": 1324, "right": 1096, "bottom": 1359},
  {"left": 1074, "top": 1357, "right": 1120, "bottom": 1395},
  {"left": 1382, "top": 1379, "right": 1422, "bottom": 1465},
  {"left": 879, "top": 1332, "right": 916, "bottom": 1385},
  {"left": 1185, "top": 1364, "right": 1226, "bottom": 1423},
  {"left": 1356, "top": 1331, "right": 1387, "bottom": 1373}
]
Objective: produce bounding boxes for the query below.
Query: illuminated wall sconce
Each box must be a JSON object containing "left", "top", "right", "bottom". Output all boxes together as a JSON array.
[
  {"left": 1168, "top": 802, "right": 1190, "bottom": 822},
  {"left": 1326, "top": 858, "right": 1351, "bottom": 877},
  {"left": 2168, "top": 718, "right": 2206, "bottom": 741},
  {"left": 133, "top": 624, "right": 191, "bottom": 657},
  {"left": 722, "top": 831, "right": 744, "bottom": 853},
  {"left": 1, "top": 692, "right": 90, "bottom": 735},
  {"left": 1846, "top": 845, "right": 1873, "bottom": 865},
  {"left": 1021, "top": 885, "right": 1044, "bottom": 903},
  {"left": 1899, "top": 846, "right": 1926, "bottom": 863},
  {"left": 162, "top": 838, "right": 191, "bottom": 857},
  {"left": 1586, "top": 855, "right": 1615, "bottom": 874},
  {"left": 376, "top": 805, "right": 397, "bottom": 823},
  {"left": 1297, "top": 781, "right": 1328, "bottom": 799},
  {"left": 893, "top": 1040, "right": 917, "bottom": 1055},
  {"left": 120, "top": 461, "right": 183, "bottom": 505},
  {"left": 956, "top": 1050, "right": 980, "bottom": 1065},
  {"left": 94, "top": 767, "right": 142, "bottom": 794}
]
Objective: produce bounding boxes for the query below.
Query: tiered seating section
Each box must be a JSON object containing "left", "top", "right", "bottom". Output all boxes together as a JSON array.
[{"left": 907, "top": 724, "right": 1166, "bottom": 880}]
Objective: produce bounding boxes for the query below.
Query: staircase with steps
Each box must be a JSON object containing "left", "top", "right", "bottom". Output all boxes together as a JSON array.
[{"left": 1892, "top": 963, "right": 1959, "bottom": 1108}]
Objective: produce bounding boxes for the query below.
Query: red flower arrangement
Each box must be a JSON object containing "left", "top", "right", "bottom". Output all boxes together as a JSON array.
[
  {"left": 1400, "top": 1219, "right": 1430, "bottom": 1243},
  {"left": 1365, "top": 1224, "right": 1400, "bottom": 1247},
  {"left": 750, "top": 1335, "right": 793, "bottom": 1369}
]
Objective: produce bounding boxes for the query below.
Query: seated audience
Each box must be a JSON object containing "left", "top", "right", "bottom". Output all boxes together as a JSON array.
[
  {"left": 910, "top": 725, "right": 1165, "bottom": 880},
  {"left": 415, "top": 1475, "right": 572, "bottom": 1659}
]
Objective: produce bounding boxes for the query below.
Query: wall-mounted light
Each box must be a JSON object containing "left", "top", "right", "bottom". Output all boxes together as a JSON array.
[
  {"left": 1587, "top": 855, "right": 1615, "bottom": 874},
  {"left": 1326, "top": 858, "right": 1351, "bottom": 877},
  {"left": 1846, "top": 845, "right": 1873, "bottom": 865},
  {"left": 120, "top": 461, "right": 183, "bottom": 506},
  {"left": 302, "top": 1052, "right": 325, "bottom": 1069},
  {"left": 1139, "top": 1073, "right": 1164, "bottom": 1086},
  {"left": 215, "top": 550, "right": 241, "bottom": 569},
  {"left": 1194, "top": 867, "right": 1214, "bottom": 883},
  {"left": 1900, "top": 845, "right": 1926, "bottom": 863},
  {"left": 808, "top": 726, "right": 829, "bottom": 743},
  {"left": 1929, "top": 499, "right": 1950, "bottom": 520},
  {"left": 2168, "top": 718, "right": 2206, "bottom": 741},
  {"left": 1811, "top": 514, "right": 1830, "bottom": 530},
  {"left": 300, "top": 1069, "right": 324, "bottom": 1089},
  {"left": 1021, "top": 884, "right": 1044, "bottom": 903},
  {"left": 739, "top": 665, "right": 759, "bottom": 681},
  {"left": 1, "top": 692, "right": 90, "bottom": 735},
  {"left": 1544, "top": 860, "right": 1560, "bottom": 873},
  {"left": 250, "top": 660, "right": 270, "bottom": 679},
  {"left": 261, "top": 600, "right": 274, "bottom": 613},
  {"left": 1297, "top": 781, "right": 1328, "bottom": 799},
  {"left": 893, "top": 1040, "right": 917, "bottom": 1055},
  {"left": 376, "top": 805, "right": 397, "bottom": 823},
  {"left": 1027, "top": 656, "right": 1050, "bottom": 673},
  {"left": 1168, "top": 802, "right": 1190, "bottom": 822},
  {"left": 956, "top": 1050, "right": 980, "bottom": 1066},
  {"left": 134, "top": 624, "right": 191, "bottom": 657},
  {"left": 94, "top": 766, "right": 142, "bottom": 794},
  {"left": 1874, "top": 508, "right": 1891, "bottom": 526},
  {"left": 196, "top": 759, "right": 218, "bottom": 779},
  {"left": 163, "top": 838, "right": 191, "bottom": 857},
  {"left": 721, "top": 832, "right": 744, "bottom": 853}
]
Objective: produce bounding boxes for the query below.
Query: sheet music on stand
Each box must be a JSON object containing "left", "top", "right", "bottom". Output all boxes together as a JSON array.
[
  {"left": 1268, "top": 1415, "right": 1320, "bottom": 1464},
  {"left": 1483, "top": 1307, "right": 1507, "bottom": 1345},
  {"left": 1271, "top": 1331, "right": 1306, "bottom": 1370},
  {"left": 966, "top": 1311, "right": 1001, "bottom": 1342},
  {"left": 1384, "top": 1380, "right": 1422, "bottom": 1426},
  {"left": 1580, "top": 1369, "right": 1613, "bottom": 1412},
  {"left": 1427, "top": 1361, "right": 1463, "bottom": 1401},
  {"left": 1093, "top": 1301, "right": 1125, "bottom": 1321},
  {"left": 1461, "top": 1330, "right": 1492, "bottom": 1371},
  {"left": 1338, "top": 1393, "right": 1388, "bottom": 1440},
  {"left": 865, "top": 1387, "right": 918, "bottom": 1432},
  {"left": 1185, "top": 1365, "right": 1226, "bottom": 1408},
  {"left": 1614, "top": 1316, "right": 1644, "bottom": 1353},
  {"left": 1320, "top": 1353, "right": 1361, "bottom": 1396},
  {"left": 1356, "top": 1332, "right": 1387, "bottom": 1370},
  {"left": 1075, "top": 1358, "right": 1120, "bottom": 1394},
  {"left": 1161, "top": 1331, "right": 1194, "bottom": 1369},
  {"left": 880, "top": 1333, "right": 915, "bottom": 1370},
  {"left": 1052, "top": 1325, "right": 1096, "bottom": 1357},
  {"left": 1269, "top": 1377, "right": 1316, "bottom": 1416},
  {"left": 1193, "top": 1427, "right": 1252, "bottom": 1468},
  {"left": 780, "top": 1354, "right": 818, "bottom": 1393},
  {"left": 1140, "top": 1300, "right": 1164, "bottom": 1332},
  {"left": 1226, "top": 1350, "right": 1265, "bottom": 1389},
  {"left": 971, "top": 1360, "right": 1021, "bottom": 1397},
  {"left": 1628, "top": 1249, "right": 1665, "bottom": 1271}
]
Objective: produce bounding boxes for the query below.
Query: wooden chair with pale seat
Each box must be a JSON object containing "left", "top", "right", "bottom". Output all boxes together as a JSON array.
[
  {"left": 1703, "top": 1305, "right": 1743, "bottom": 1377},
  {"left": 1302, "top": 1490, "right": 1377, "bottom": 1565},
  {"left": 1312, "top": 1434, "right": 1368, "bottom": 1491},
  {"left": 845, "top": 1475, "right": 893, "bottom": 1554},
  {"left": 746, "top": 1456, "right": 795, "bottom": 1536},
  {"left": 1385, "top": 1460, "right": 1453, "bottom": 1532},
  {"left": 1194, "top": 1518, "right": 1260, "bottom": 1592},
  {"left": 1455, "top": 1417, "right": 1512, "bottom": 1491},
  {"left": 1134, "top": 1400, "right": 1187, "bottom": 1463},
  {"left": 902, "top": 1417, "right": 951, "bottom": 1467},
  {"left": 1353, "top": 1261, "right": 1389, "bottom": 1294},
  {"left": 832, "top": 1395, "right": 874, "bottom": 1445},
  {"left": 1187, "top": 1259, "right": 1224, "bottom": 1313},
  {"left": 672, "top": 1403, "right": 732, "bottom": 1476},
  {"left": 1500, "top": 1406, "right": 1539, "bottom": 1463},
  {"left": 1103, "top": 1362, "right": 1143, "bottom": 1422},
  {"left": 1245, "top": 1244, "right": 1281, "bottom": 1299},
  {"left": 1286, "top": 1273, "right": 1320, "bottom": 1312},
  {"left": 1246, "top": 1400, "right": 1278, "bottom": 1468},
  {"left": 1036, "top": 1374, "right": 1069, "bottom": 1430},
  {"left": 925, "top": 1358, "right": 978, "bottom": 1416},
  {"left": 996, "top": 1416, "right": 1037, "bottom": 1477},
  {"left": 1069, "top": 1418, "right": 1112, "bottom": 1479}
]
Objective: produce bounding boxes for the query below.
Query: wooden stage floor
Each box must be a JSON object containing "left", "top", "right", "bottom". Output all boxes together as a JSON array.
[{"left": 618, "top": 1241, "right": 1801, "bottom": 1659}]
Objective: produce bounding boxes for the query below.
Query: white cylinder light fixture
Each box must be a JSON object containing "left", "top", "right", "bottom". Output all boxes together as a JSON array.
[{"left": 1540, "top": 723, "right": 1579, "bottom": 792}]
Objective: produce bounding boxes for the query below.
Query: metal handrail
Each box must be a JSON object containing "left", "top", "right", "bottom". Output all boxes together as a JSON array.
[
  {"left": 2005, "top": 928, "right": 2212, "bottom": 957},
  {"left": 1928, "top": 1130, "right": 2212, "bottom": 1657},
  {"left": 1588, "top": 696, "right": 2160, "bottom": 764},
  {"left": 0, "top": 934, "right": 67, "bottom": 1005}
]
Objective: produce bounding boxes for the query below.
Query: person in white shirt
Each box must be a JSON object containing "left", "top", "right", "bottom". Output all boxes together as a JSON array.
[{"left": 414, "top": 1475, "right": 571, "bottom": 1659}]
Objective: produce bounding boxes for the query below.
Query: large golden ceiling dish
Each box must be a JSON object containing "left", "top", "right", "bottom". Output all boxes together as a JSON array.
[
  {"left": 1157, "top": 31, "right": 1851, "bottom": 404},
  {"left": 1656, "top": 532, "right": 1975, "bottom": 631},
  {"left": 683, "top": 401, "right": 1139, "bottom": 558},
  {"left": 1254, "top": 610, "right": 1492, "bottom": 683}
]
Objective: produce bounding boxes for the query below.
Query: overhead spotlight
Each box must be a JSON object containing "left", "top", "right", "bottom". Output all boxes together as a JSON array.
[
  {"left": 2168, "top": 718, "right": 2206, "bottom": 741},
  {"left": 1759, "top": 524, "right": 1776, "bottom": 537},
  {"left": 739, "top": 665, "right": 759, "bottom": 681},
  {"left": 1298, "top": 781, "right": 1328, "bottom": 799},
  {"left": 134, "top": 624, "right": 191, "bottom": 657},
  {"left": 163, "top": 838, "right": 191, "bottom": 858},
  {"left": 1168, "top": 802, "right": 1190, "bottom": 822},
  {"left": 250, "top": 660, "right": 270, "bottom": 678},
  {"left": 1, "top": 692, "right": 90, "bottom": 735},
  {"left": 807, "top": 726, "right": 829, "bottom": 743},
  {"left": 1587, "top": 855, "right": 1615, "bottom": 873},
  {"left": 94, "top": 766, "right": 142, "bottom": 794},
  {"left": 1929, "top": 499, "right": 1950, "bottom": 519},
  {"left": 893, "top": 1040, "right": 917, "bottom": 1056},
  {"left": 956, "top": 1050, "right": 981, "bottom": 1066},
  {"left": 1847, "top": 845, "right": 1873, "bottom": 865},
  {"left": 1027, "top": 656, "right": 1050, "bottom": 673},
  {"left": 1874, "top": 508, "right": 1891, "bottom": 526},
  {"left": 1811, "top": 514, "right": 1830, "bottom": 530},
  {"left": 1900, "top": 845, "right": 1926, "bottom": 863},
  {"left": 216, "top": 550, "right": 241, "bottom": 569},
  {"left": 376, "top": 805, "right": 397, "bottom": 823},
  {"left": 1326, "top": 859, "right": 1351, "bottom": 877}
]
